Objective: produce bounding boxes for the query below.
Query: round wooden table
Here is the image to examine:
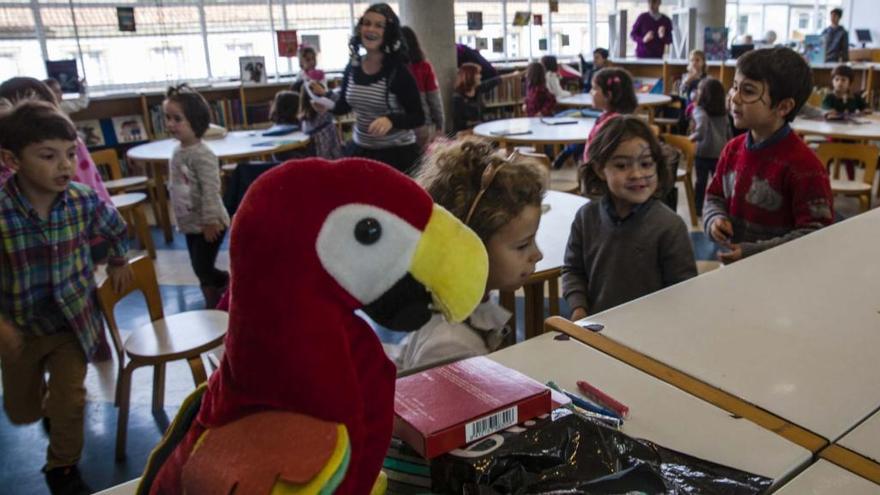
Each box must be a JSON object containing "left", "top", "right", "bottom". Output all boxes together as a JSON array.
[
  {"left": 557, "top": 93, "right": 672, "bottom": 109},
  {"left": 474, "top": 117, "right": 594, "bottom": 155},
  {"left": 127, "top": 130, "right": 310, "bottom": 242},
  {"left": 498, "top": 190, "right": 589, "bottom": 341},
  {"left": 791, "top": 117, "right": 880, "bottom": 141}
]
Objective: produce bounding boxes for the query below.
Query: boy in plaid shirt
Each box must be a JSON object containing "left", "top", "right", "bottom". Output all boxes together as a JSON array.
[{"left": 0, "top": 100, "right": 132, "bottom": 495}]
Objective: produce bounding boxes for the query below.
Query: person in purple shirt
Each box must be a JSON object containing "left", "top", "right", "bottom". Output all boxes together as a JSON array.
[{"left": 630, "top": 0, "right": 673, "bottom": 58}]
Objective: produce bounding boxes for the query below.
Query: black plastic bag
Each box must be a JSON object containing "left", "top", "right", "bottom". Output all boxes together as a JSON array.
[{"left": 431, "top": 410, "right": 772, "bottom": 495}]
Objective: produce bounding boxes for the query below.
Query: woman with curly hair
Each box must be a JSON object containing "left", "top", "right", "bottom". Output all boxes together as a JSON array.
[{"left": 312, "top": 3, "right": 425, "bottom": 173}]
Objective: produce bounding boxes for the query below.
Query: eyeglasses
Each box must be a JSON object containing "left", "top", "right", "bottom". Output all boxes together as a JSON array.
[
  {"left": 728, "top": 80, "right": 766, "bottom": 105},
  {"left": 463, "top": 150, "right": 517, "bottom": 226}
]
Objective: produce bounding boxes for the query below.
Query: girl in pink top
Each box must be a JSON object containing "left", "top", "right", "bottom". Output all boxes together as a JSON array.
[{"left": 582, "top": 68, "right": 639, "bottom": 164}]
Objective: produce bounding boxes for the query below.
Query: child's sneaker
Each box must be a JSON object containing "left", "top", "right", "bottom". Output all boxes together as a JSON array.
[{"left": 44, "top": 465, "right": 92, "bottom": 495}]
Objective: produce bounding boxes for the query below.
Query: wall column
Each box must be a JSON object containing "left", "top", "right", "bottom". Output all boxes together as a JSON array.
[
  {"left": 686, "top": 0, "right": 726, "bottom": 53},
  {"left": 398, "top": 0, "right": 456, "bottom": 134}
]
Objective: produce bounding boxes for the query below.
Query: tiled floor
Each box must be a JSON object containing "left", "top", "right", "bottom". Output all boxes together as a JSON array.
[{"left": 0, "top": 181, "right": 865, "bottom": 494}]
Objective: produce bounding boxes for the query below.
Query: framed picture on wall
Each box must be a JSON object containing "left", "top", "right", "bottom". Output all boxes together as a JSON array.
[
  {"left": 240, "top": 56, "right": 267, "bottom": 84},
  {"left": 512, "top": 11, "right": 531, "bottom": 27},
  {"left": 45, "top": 60, "right": 80, "bottom": 93},
  {"left": 492, "top": 37, "right": 504, "bottom": 53},
  {"left": 467, "top": 11, "right": 483, "bottom": 31},
  {"left": 476, "top": 37, "right": 488, "bottom": 50},
  {"left": 277, "top": 30, "right": 298, "bottom": 58}
]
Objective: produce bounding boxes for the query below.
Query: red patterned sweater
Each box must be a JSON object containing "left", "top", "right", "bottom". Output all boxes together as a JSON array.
[{"left": 702, "top": 126, "right": 834, "bottom": 258}]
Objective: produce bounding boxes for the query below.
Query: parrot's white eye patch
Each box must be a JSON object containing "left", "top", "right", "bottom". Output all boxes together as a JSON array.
[{"left": 316, "top": 204, "right": 420, "bottom": 305}]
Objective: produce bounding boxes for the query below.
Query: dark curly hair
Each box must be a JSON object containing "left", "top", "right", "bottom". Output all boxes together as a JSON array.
[
  {"left": 0, "top": 77, "right": 57, "bottom": 105},
  {"left": 414, "top": 137, "right": 547, "bottom": 243},
  {"left": 349, "top": 3, "right": 408, "bottom": 66},
  {"left": 164, "top": 83, "right": 212, "bottom": 138},
  {"left": 579, "top": 115, "right": 670, "bottom": 198},
  {"left": 592, "top": 68, "right": 638, "bottom": 114}
]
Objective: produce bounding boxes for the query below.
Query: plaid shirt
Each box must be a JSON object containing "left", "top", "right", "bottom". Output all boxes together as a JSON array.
[{"left": 0, "top": 178, "right": 129, "bottom": 359}]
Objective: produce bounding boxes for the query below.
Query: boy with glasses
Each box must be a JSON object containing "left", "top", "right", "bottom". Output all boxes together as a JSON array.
[{"left": 703, "top": 47, "right": 833, "bottom": 264}]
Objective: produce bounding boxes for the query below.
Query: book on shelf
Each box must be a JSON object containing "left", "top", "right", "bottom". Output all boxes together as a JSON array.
[
  {"left": 393, "top": 356, "right": 552, "bottom": 459},
  {"left": 75, "top": 119, "right": 105, "bottom": 147},
  {"left": 111, "top": 115, "right": 148, "bottom": 144}
]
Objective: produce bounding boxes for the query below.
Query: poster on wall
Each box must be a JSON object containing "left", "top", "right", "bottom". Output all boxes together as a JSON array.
[
  {"left": 803, "top": 34, "right": 826, "bottom": 64},
  {"left": 467, "top": 11, "right": 483, "bottom": 31},
  {"left": 538, "top": 38, "right": 548, "bottom": 51},
  {"left": 300, "top": 34, "right": 321, "bottom": 52},
  {"left": 492, "top": 37, "right": 504, "bottom": 53},
  {"left": 117, "top": 7, "right": 135, "bottom": 32},
  {"left": 277, "top": 30, "right": 299, "bottom": 57},
  {"left": 533, "top": 14, "right": 543, "bottom": 26},
  {"left": 512, "top": 11, "right": 531, "bottom": 27},
  {"left": 476, "top": 37, "right": 488, "bottom": 50},
  {"left": 549, "top": 0, "right": 559, "bottom": 13},
  {"left": 560, "top": 34, "right": 570, "bottom": 47},
  {"left": 240, "top": 56, "right": 267, "bottom": 84},
  {"left": 45, "top": 60, "right": 80, "bottom": 93}
]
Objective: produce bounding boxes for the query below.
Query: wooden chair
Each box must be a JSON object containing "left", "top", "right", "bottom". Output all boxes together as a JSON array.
[
  {"left": 815, "top": 142, "right": 879, "bottom": 212},
  {"left": 96, "top": 256, "right": 228, "bottom": 459},
  {"left": 91, "top": 149, "right": 160, "bottom": 227},
  {"left": 519, "top": 150, "right": 579, "bottom": 194},
  {"left": 111, "top": 193, "right": 156, "bottom": 259},
  {"left": 661, "top": 133, "right": 699, "bottom": 227}
]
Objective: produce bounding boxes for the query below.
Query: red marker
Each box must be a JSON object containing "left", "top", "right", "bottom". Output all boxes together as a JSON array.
[{"left": 577, "top": 380, "right": 629, "bottom": 419}]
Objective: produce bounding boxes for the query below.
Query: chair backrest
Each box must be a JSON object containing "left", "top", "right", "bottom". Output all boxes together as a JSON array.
[
  {"left": 91, "top": 149, "right": 123, "bottom": 181},
  {"left": 518, "top": 150, "right": 552, "bottom": 169},
  {"left": 816, "top": 142, "right": 880, "bottom": 186},
  {"left": 661, "top": 133, "right": 695, "bottom": 173},
  {"left": 96, "top": 256, "right": 164, "bottom": 361}
]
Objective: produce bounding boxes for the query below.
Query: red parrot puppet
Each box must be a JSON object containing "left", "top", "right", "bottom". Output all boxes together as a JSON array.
[{"left": 138, "top": 158, "right": 488, "bottom": 494}]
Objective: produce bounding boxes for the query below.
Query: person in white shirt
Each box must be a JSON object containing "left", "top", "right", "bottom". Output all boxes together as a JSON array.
[
  {"left": 44, "top": 78, "right": 89, "bottom": 115},
  {"left": 541, "top": 55, "right": 572, "bottom": 99}
]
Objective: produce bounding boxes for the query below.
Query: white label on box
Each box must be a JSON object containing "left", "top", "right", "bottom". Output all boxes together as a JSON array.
[{"left": 464, "top": 406, "right": 518, "bottom": 443}]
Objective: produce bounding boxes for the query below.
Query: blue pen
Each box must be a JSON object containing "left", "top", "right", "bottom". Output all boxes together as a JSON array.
[
  {"left": 546, "top": 381, "right": 621, "bottom": 419},
  {"left": 561, "top": 390, "right": 621, "bottom": 419}
]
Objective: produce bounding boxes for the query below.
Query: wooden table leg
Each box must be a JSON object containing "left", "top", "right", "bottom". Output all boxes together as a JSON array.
[
  {"left": 547, "top": 277, "right": 560, "bottom": 319},
  {"left": 149, "top": 161, "right": 174, "bottom": 243},
  {"left": 499, "top": 289, "right": 517, "bottom": 346},
  {"left": 523, "top": 281, "right": 546, "bottom": 340}
]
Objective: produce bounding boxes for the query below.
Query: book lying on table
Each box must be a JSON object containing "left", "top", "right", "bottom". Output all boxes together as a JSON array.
[{"left": 393, "top": 356, "right": 552, "bottom": 459}]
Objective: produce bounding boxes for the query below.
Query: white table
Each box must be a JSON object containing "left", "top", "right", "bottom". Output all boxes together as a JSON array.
[
  {"left": 489, "top": 332, "right": 811, "bottom": 485},
  {"left": 498, "top": 191, "right": 588, "bottom": 340},
  {"left": 94, "top": 478, "right": 138, "bottom": 495},
  {"left": 557, "top": 93, "right": 672, "bottom": 109},
  {"left": 473, "top": 117, "right": 594, "bottom": 150},
  {"left": 820, "top": 409, "right": 880, "bottom": 483},
  {"left": 568, "top": 208, "right": 880, "bottom": 451},
  {"left": 126, "top": 130, "right": 309, "bottom": 163},
  {"left": 773, "top": 460, "right": 880, "bottom": 494},
  {"left": 792, "top": 117, "right": 880, "bottom": 141},
  {"left": 126, "top": 130, "right": 309, "bottom": 242}
]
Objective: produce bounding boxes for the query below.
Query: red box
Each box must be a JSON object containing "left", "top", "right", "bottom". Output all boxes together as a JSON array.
[{"left": 393, "top": 356, "right": 552, "bottom": 459}]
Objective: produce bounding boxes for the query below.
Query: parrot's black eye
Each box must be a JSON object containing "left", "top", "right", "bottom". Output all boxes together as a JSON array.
[{"left": 354, "top": 218, "right": 382, "bottom": 245}]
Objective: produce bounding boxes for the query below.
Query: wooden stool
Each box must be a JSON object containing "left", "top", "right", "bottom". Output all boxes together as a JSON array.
[{"left": 111, "top": 193, "right": 156, "bottom": 259}]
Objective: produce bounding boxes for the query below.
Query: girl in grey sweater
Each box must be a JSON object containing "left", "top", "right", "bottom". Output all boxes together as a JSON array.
[
  {"left": 689, "top": 77, "right": 732, "bottom": 216},
  {"left": 563, "top": 116, "right": 696, "bottom": 319}
]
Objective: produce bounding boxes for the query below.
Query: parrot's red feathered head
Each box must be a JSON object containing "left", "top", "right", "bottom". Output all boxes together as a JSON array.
[{"left": 198, "top": 157, "right": 488, "bottom": 427}]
